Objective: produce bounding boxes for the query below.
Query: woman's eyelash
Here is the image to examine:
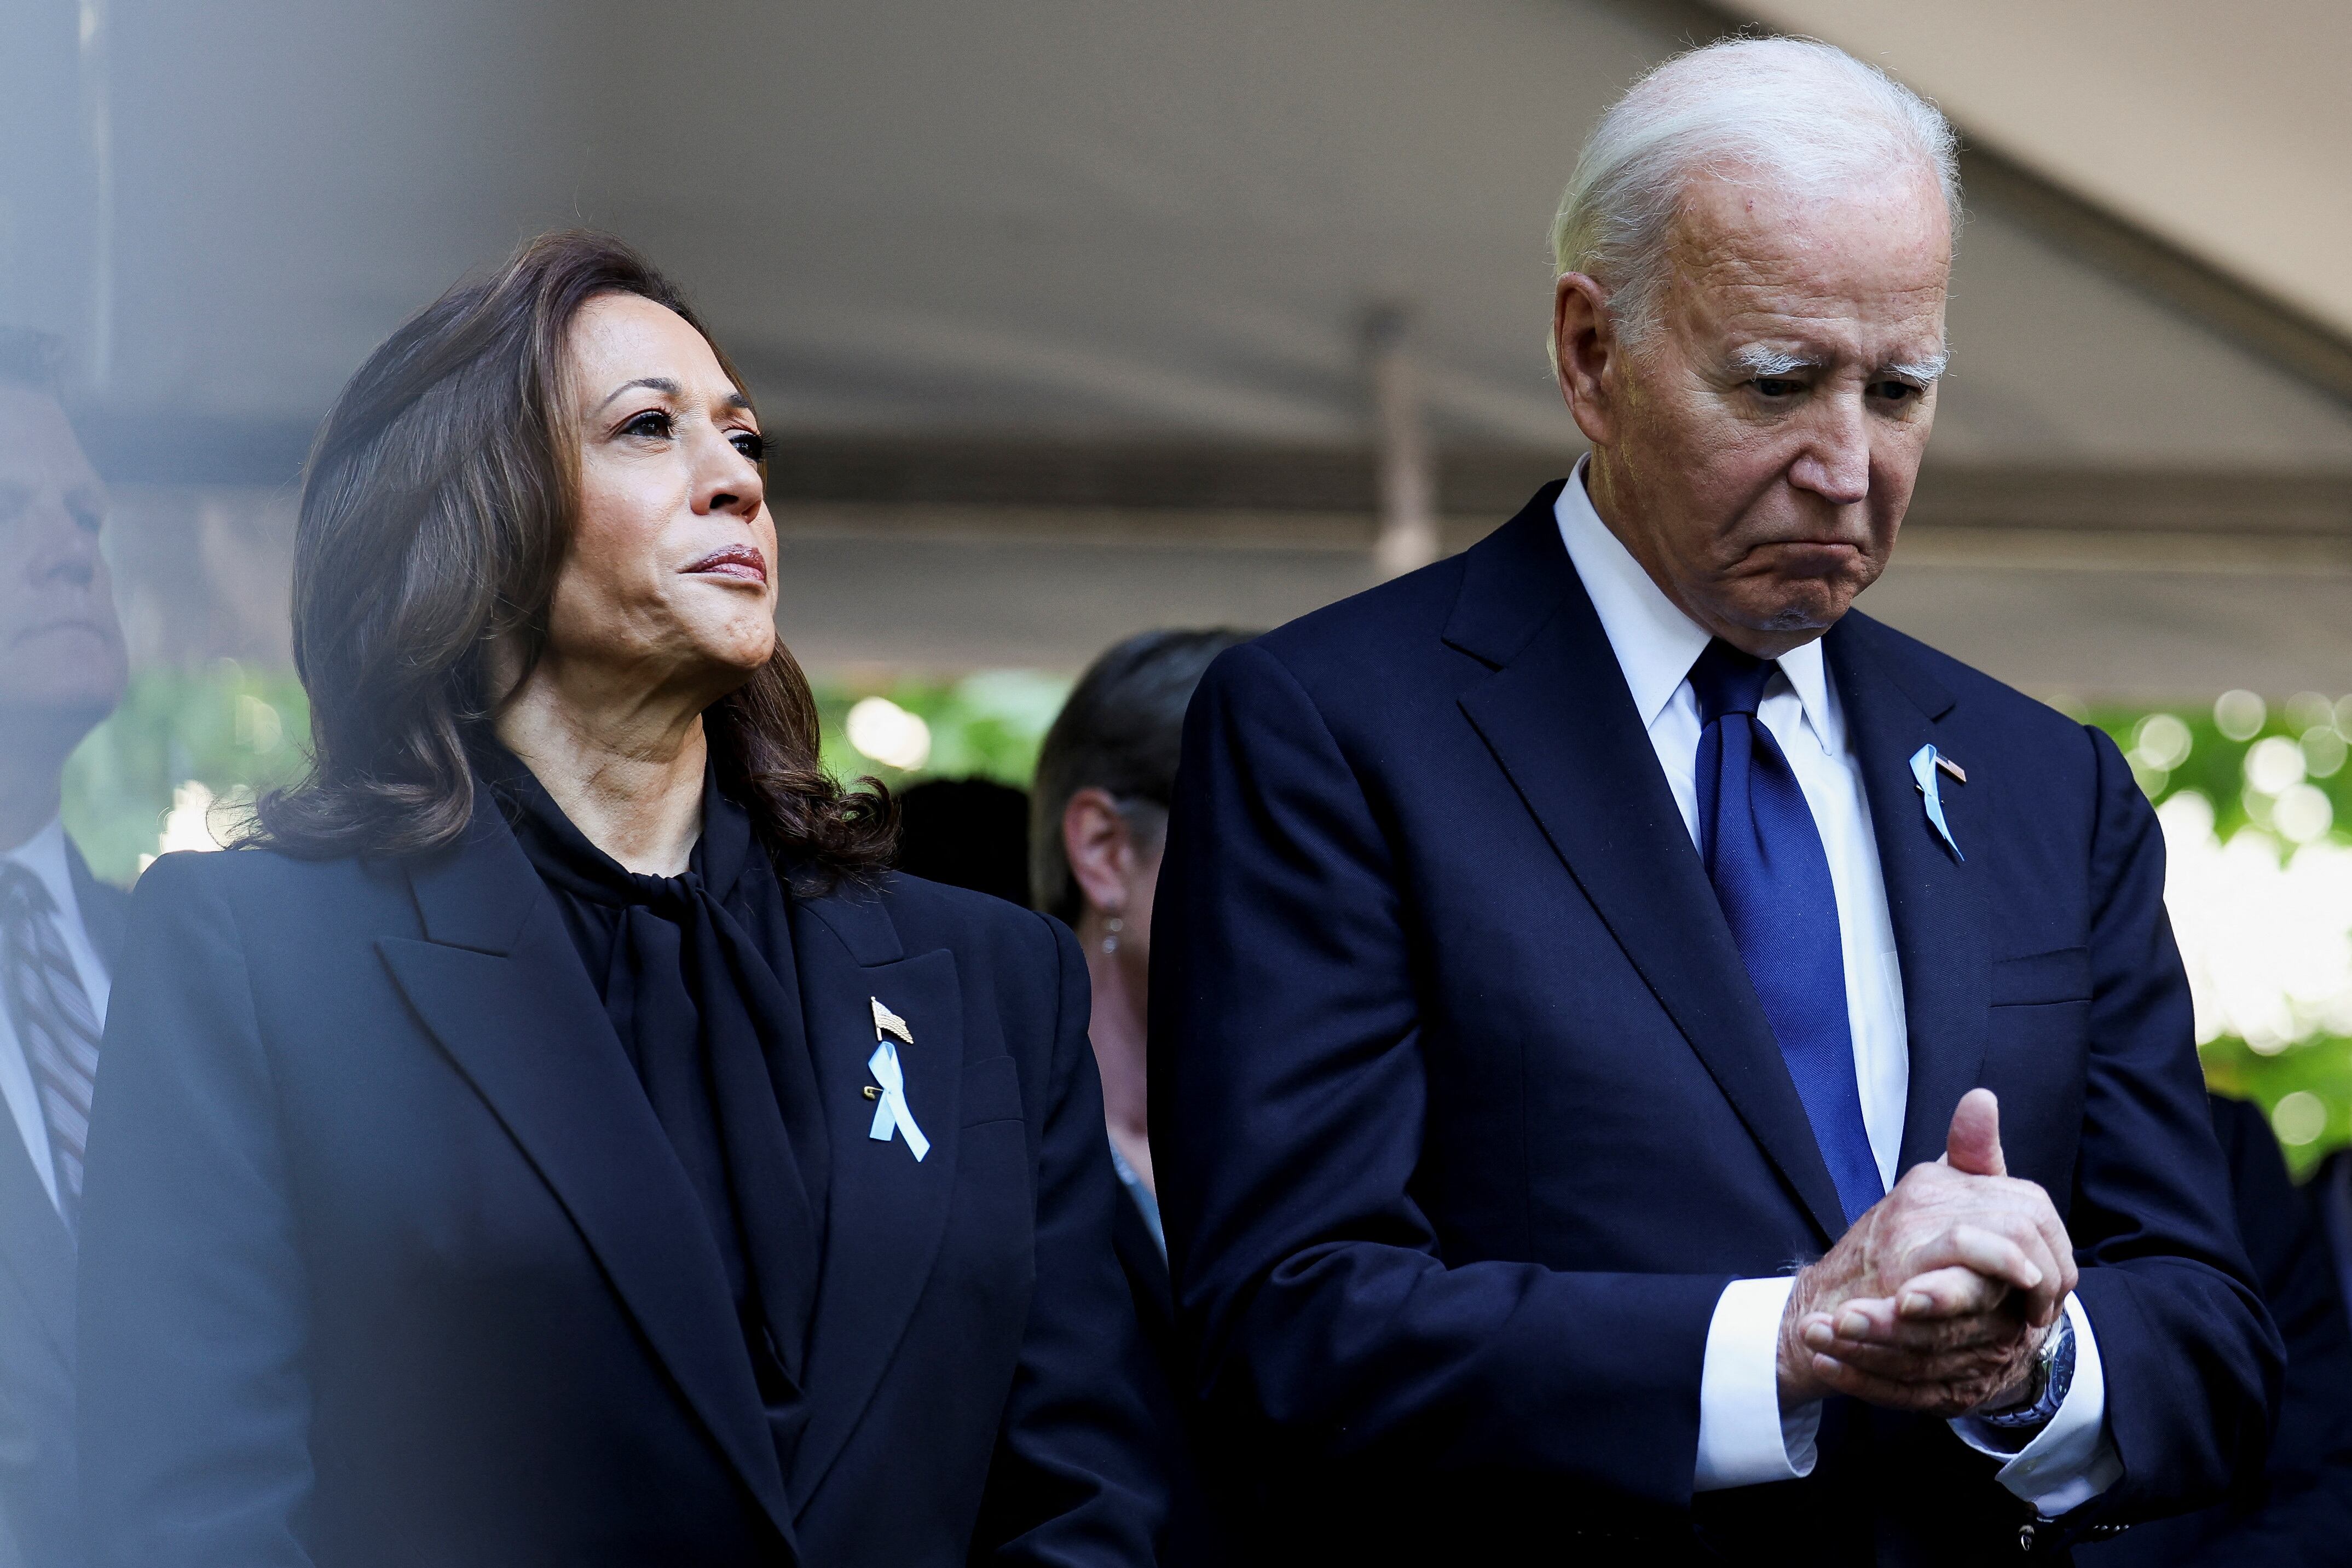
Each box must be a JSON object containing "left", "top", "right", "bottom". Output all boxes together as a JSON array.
[
  {"left": 615, "top": 410, "right": 764, "bottom": 460},
  {"left": 612, "top": 410, "right": 764, "bottom": 464}
]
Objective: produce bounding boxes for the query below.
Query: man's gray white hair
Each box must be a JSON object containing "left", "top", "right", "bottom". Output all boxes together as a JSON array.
[{"left": 1551, "top": 37, "right": 1961, "bottom": 348}]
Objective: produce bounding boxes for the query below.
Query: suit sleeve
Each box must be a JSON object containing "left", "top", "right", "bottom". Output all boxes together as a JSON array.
[
  {"left": 77, "top": 854, "right": 316, "bottom": 1568},
  {"left": 1149, "top": 641, "right": 1730, "bottom": 1512},
  {"left": 2169, "top": 1098, "right": 2352, "bottom": 1566},
  {"left": 968, "top": 915, "right": 1167, "bottom": 1566},
  {"left": 2068, "top": 728, "right": 2281, "bottom": 1520}
]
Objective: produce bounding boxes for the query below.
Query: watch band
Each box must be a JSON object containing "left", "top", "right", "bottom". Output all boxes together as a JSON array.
[{"left": 1979, "top": 1314, "right": 2076, "bottom": 1432}]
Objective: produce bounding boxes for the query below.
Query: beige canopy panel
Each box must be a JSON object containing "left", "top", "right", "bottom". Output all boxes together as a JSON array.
[
  {"left": 7, "top": 0, "right": 2348, "bottom": 696},
  {"left": 1727, "top": 0, "right": 2352, "bottom": 343}
]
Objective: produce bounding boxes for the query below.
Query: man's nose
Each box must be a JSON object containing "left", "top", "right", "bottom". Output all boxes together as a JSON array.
[
  {"left": 1787, "top": 397, "right": 1872, "bottom": 506},
  {"left": 18, "top": 500, "right": 100, "bottom": 587}
]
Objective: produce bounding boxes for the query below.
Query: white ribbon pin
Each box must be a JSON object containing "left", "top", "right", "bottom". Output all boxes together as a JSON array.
[
  {"left": 866, "top": 997, "right": 929, "bottom": 1161},
  {"left": 1909, "top": 744, "right": 1967, "bottom": 863}
]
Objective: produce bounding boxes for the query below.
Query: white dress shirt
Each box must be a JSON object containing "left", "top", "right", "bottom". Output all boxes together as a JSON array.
[
  {"left": 0, "top": 817, "right": 113, "bottom": 1213},
  {"left": 1553, "top": 464, "right": 2120, "bottom": 1515}
]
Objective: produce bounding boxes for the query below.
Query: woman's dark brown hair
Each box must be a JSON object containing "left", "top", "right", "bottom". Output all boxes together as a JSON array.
[{"left": 252, "top": 229, "right": 894, "bottom": 878}]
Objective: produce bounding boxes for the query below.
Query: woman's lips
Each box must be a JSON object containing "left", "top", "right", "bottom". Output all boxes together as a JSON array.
[{"left": 684, "top": 544, "right": 768, "bottom": 585}]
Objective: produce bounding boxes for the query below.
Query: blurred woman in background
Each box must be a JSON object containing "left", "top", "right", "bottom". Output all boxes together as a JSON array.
[
  {"left": 1031, "top": 626, "right": 1248, "bottom": 1566},
  {"left": 78, "top": 232, "right": 1163, "bottom": 1568}
]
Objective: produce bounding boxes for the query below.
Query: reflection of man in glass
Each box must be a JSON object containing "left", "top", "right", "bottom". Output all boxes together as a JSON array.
[{"left": 0, "top": 325, "right": 129, "bottom": 1568}]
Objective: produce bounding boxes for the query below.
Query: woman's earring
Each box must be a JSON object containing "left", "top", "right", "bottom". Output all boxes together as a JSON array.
[{"left": 1102, "top": 916, "right": 1124, "bottom": 956}]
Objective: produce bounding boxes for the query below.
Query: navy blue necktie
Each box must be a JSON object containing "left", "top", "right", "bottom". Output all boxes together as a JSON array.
[{"left": 1688, "top": 639, "right": 1885, "bottom": 1225}]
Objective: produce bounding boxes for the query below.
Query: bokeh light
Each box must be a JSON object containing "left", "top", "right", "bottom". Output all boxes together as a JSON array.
[
  {"left": 2215, "top": 690, "right": 2268, "bottom": 742},
  {"left": 2131, "top": 713, "right": 2193, "bottom": 771},
  {"left": 845, "top": 696, "right": 934, "bottom": 772},
  {"left": 2274, "top": 1091, "right": 2328, "bottom": 1147},
  {"left": 2245, "top": 735, "right": 2306, "bottom": 794},
  {"left": 2303, "top": 726, "right": 2347, "bottom": 779}
]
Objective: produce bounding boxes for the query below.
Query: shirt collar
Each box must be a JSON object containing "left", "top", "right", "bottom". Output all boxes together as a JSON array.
[
  {"left": 0, "top": 817, "right": 84, "bottom": 928},
  {"left": 1552, "top": 458, "right": 1840, "bottom": 756}
]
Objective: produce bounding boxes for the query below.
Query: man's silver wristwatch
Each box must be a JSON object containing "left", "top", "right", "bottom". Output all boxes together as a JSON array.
[{"left": 1979, "top": 1314, "right": 2076, "bottom": 1431}]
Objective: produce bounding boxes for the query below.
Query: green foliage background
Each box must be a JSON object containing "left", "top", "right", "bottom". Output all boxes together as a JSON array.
[
  {"left": 60, "top": 666, "right": 2352, "bottom": 1174},
  {"left": 61, "top": 663, "right": 310, "bottom": 881},
  {"left": 2080, "top": 697, "right": 2352, "bottom": 1176}
]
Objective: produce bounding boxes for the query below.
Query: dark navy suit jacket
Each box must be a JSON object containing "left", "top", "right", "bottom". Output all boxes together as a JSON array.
[
  {"left": 0, "top": 841, "right": 123, "bottom": 1568},
  {"left": 1151, "top": 485, "right": 2279, "bottom": 1565},
  {"left": 76, "top": 803, "right": 1164, "bottom": 1567},
  {"left": 2080, "top": 1097, "right": 2352, "bottom": 1567}
]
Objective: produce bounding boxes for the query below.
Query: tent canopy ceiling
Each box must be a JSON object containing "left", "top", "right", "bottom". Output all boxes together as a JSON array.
[
  {"left": 1726, "top": 0, "right": 2352, "bottom": 343},
  {"left": 4, "top": 0, "right": 2348, "bottom": 697},
  {"left": 1, "top": 0, "right": 2344, "bottom": 476}
]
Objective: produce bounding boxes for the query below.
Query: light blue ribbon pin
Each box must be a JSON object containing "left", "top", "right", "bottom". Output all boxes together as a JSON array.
[
  {"left": 1909, "top": 744, "right": 1964, "bottom": 862},
  {"left": 866, "top": 998, "right": 930, "bottom": 1161}
]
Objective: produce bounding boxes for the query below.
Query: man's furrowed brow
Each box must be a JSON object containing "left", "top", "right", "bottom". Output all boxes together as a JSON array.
[
  {"left": 1729, "top": 344, "right": 1826, "bottom": 378},
  {"left": 1726, "top": 343, "right": 1950, "bottom": 382},
  {"left": 1882, "top": 349, "right": 1950, "bottom": 383}
]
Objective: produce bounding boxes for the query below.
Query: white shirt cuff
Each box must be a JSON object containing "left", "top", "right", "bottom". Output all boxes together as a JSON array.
[
  {"left": 1695, "top": 1276, "right": 1819, "bottom": 1491},
  {"left": 1951, "top": 1292, "right": 2123, "bottom": 1515}
]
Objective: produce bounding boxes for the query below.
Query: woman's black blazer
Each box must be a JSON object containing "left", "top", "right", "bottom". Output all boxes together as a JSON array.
[{"left": 75, "top": 802, "right": 1165, "bottom": 1567}]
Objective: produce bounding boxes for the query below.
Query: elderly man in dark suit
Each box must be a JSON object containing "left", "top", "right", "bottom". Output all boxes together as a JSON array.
[
  {"left": 0, "top": 327, "right": 130, "bottom": 1568},
  {"left": 1152, "top": 38, "right": 2277, "bottom": 1565}
]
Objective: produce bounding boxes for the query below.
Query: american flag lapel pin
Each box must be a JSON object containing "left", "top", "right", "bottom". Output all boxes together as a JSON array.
[{"left": 865, "top": 997, "right": 929, "bottom": 1160}]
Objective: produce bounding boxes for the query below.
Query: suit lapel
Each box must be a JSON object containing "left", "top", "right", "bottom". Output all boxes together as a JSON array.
[
  {"left": 1448, "top": 496, "right": 1847, "bottom": 1244},
  {"left": 0, "top": 1106, "right": 73, "bottom": 1361},
  {"left": 1826, "top": 617, "right": 1991, "bottom": 1176},
  {"left": 784, "top": 883, "right": 963, "bottom": 1509},
  {"left": 378, "top": 810, "right": 798, "bottom": 1554}
]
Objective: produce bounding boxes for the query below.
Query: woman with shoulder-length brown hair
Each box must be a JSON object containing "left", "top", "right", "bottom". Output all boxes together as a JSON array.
[{"left": 76, "top": 231, "right": 1165, "bottom": 1568}]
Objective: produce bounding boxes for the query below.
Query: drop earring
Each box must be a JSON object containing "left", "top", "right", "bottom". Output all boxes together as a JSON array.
[{"left": 1101, "top": 916, "right": 1124, "bottom": 956}]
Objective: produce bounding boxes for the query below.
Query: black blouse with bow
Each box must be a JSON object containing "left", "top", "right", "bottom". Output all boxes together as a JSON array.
[{"left": 479, "top": 745, "right": 831, "bottom": 1479}]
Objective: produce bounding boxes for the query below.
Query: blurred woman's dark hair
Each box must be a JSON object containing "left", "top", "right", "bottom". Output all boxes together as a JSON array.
[
  {"left": 1029, "top": 628, "right": 1251, "bottom": 924},
  {"left": 251, "top": 229, "right": 894, "bottom": 878}
]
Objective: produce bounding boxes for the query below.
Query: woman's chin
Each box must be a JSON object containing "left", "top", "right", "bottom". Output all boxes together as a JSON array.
[{"left": 693, "top": 623, "right": 777, "bottom": 680}]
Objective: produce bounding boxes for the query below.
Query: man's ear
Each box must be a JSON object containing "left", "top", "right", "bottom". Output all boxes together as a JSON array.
[
  {"left": 1553, "top": 272, "right": 1620, "bottom": 448},
  {"left": 1060, "top": 788, "right": 1135, "bottom": 915}
]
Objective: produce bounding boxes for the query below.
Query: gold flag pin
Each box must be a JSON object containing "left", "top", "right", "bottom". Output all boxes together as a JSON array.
[{"left": 871, "top": 997, "right": 914, "bottom": 1044}]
